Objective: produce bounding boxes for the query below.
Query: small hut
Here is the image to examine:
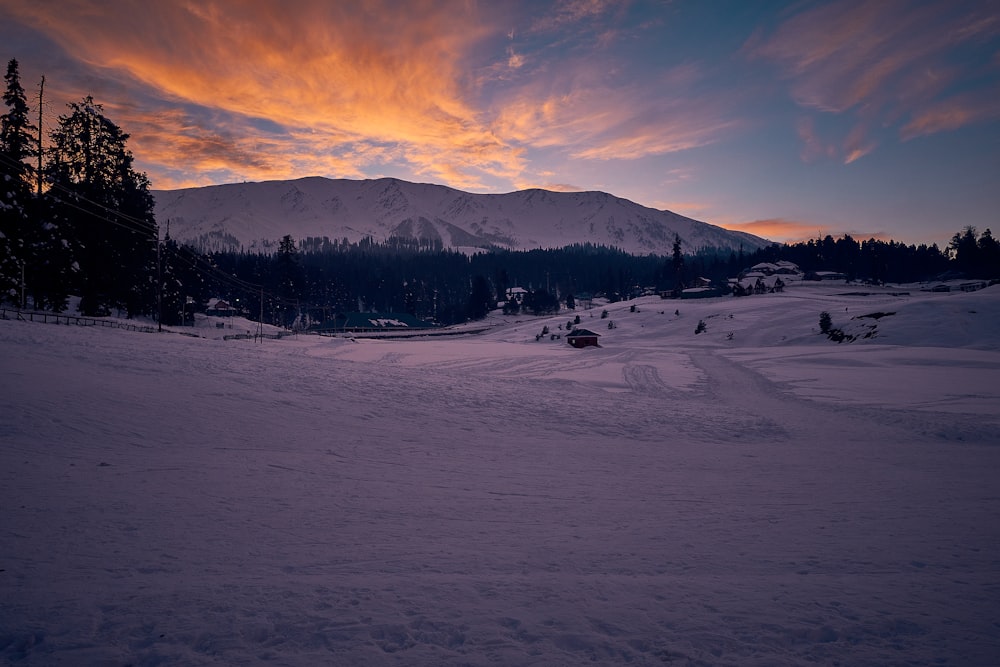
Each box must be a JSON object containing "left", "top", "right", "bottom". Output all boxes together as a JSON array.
[{"left": 566, "top": 328, "right": 601, "bottom": 348}]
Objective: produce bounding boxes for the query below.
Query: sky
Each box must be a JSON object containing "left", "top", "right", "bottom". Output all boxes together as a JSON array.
[{"left": 1, "top": 0, "right": 998, "bottom": 246}]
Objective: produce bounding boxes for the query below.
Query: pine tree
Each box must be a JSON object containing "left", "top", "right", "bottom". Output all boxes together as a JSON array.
[
  {"left": 948, "top": 226, "right": 979, "bottom": 276},
  {"left": 977, "top": 229, "right": 999, "bottom": 278},
  {"left": 0, "top": 58, "right": 38, "bottom": 306},
  {"left": 466, "top": 274, "right": 493, "bottom": 320},
  {"left": 819, "top": 311, "right": 832, "bottom": 334},
  {"left": 275, "top": 234, "right": 304, "bottom": 325},
  {"left": 672, "top": 234, "right": 685, "bottom": 290},
  {"left": 47, "top": 96, "right": 157, "bottom": 316}
]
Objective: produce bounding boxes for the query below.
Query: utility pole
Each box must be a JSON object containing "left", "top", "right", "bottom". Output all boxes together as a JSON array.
[
  {"left": 258, "top": 286, "right": 264, "bottom": 343},
  {"left": 37, "top": 76, "right": 43, "bottom": 196},
  {"left": 156, "top": 235, "right": 162, "bottom": 332}
]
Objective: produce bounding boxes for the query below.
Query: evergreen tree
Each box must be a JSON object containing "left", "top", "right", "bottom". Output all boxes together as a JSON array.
[
  {"left": 522, "top": 288, "right": 560, "bottom": 315},
  {"left": 948, "top": 226, "right": 979, "bottom": 276},
  {"left": 466, "top": 274, "right": 493, "bottom": 320},
  {"left": 819, "top": 311, "right": 832, "bottom": 334},
  {"left": 275, "top": 234, "right": 304, "bottom": 325},
  {"left": 47, "top": 96, "right": 157, "bottom": 316},
  {"left": 671, "top": 234, "right": 685, "bottom": 289},
  {"left": 977, "top": 229, "right": 999, "bottom": 278},
  {"left": 0, "top": 58, "right": 38, "bottom": 306}
]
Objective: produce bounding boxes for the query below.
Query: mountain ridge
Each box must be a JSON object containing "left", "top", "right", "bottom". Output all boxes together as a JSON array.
[{"left": 152, "top": 176, "right": 770, "bottom": 255}]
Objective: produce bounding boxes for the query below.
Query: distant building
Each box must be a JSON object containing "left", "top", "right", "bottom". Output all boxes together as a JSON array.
[
  {"left": 741, "top": 261, "right": 800, "bottom": 278},
  {"left": 567, "top": 328, "right": 601, "bottom": 348},
  {"left": 505, "top": 287, "right": 528, "bottom": 304},
  {"left": 313, "top": 312, "right": 435, "bottom": 332},
  {"left": 205, "top": 298, "right": 238, "bottom": 316}
]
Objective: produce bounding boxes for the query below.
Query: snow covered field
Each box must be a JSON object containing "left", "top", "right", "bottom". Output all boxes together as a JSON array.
[{"left": 2, "top": 283, "right": 999, "bottom": 666}]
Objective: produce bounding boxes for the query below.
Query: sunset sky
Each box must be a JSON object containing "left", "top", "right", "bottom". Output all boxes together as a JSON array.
[{"left": 2, "top": 0, "right": 998, "bottom": 246}]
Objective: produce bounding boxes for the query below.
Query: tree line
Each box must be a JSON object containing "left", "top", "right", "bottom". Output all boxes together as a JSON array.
[
  {"left": 0, "top": 58, "right": 158, "bottom": 318},
  {"left": 2, "top": 57, "right": 996, "bottom": 330}
]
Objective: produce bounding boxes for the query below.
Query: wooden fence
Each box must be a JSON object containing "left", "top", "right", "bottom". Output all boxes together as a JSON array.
[{"left": 0, "top": 308, "right": 157, "bottom": 333}]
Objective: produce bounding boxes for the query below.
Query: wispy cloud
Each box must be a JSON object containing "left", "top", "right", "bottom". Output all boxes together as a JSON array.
[
  {"left": 5, "top": 1, "right": 522, "bottom": 189},
  {"left": 494, "top": 61, "right": 740, "bottom": 161},
  {"left": 747, "top": 0, "right": 1000, "bottom": 161},
  {"left": 796, "top": 117, "right": 836, "bottom": 163},
  {"left": 900, "top": 87, "right": 1000, "bottom": 140},
  {"left": 528, "top": 0, "right": 624, "bottom": 35}
]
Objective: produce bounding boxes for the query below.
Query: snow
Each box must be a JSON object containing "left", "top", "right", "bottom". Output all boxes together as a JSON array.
[
  {"left": 2, "top": 282, "right": 1000, "bottom": 665},
  {"left": 152, "top": 176, "right": 769, "bottom": 255}
]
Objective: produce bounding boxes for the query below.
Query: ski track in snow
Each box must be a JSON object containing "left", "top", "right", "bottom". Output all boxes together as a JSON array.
[{"left": 2, "top": 286, "right": 1000, "bottom": 665}]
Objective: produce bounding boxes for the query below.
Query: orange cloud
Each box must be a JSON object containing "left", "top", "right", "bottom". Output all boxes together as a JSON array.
[
  {"left": 720, "top": 219, "right": 823, "bottom": 242},
  {"left": 7, "top": 1, "right": 524, "bottom": 189},
  {"left": 722, "top": 219, "right": 896, "bottom": 244},
  {"left": 842, "top": 121, "right": 877, "bottom": 164},
  {"left": 519, "top": 182, "right": 587, "bottom": 193}
]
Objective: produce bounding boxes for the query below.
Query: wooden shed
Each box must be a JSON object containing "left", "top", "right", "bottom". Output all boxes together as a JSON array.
[{"left": 567, "top": 328, "right": 601, "bottom": 348}]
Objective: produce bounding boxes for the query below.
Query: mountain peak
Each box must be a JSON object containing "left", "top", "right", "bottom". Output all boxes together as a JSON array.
[{"left": 153, "top": 177, "right": 768, "bottom": 254}]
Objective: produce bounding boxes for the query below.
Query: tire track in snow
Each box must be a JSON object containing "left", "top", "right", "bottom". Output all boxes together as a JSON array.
[
  {"left": 689, "top": 349, "right": 904, "bottom": 445},
  {"left": 621, "top": 364, "right": 670, "bottom": 397},
  {"left": 690, "top": 349, "right": 1000, "bottom": 446}
]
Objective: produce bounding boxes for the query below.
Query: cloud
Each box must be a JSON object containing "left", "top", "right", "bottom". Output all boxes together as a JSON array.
[
  {"left": 900, "top": 87, "right": 1000, "bottom": 140},
  {"left": 722, "top": 218, "right": 896, "bottom": 244},
  {"left": 796, "top": 117, "right": 836, "bottom": 163},
  {"left": 507, "top": 47, "right": 526, "bottom": 70},
  {"left": 4, "top": 0, "right": 524, "bottom": 189},
  {"left": 528, "top": 0, "right": 623, "bottom": 34},
  {"left": 519, "top": 182, "right": 587, "bottom": 193},
  {"left": 747, "top": 0, "right": 1000, "bottom": 158},
  {"left": 721, "top": 218, "right": 828, "bottom": 243},
  {"left": 842, "top": 121, "right": 877, "bottom": 164},
  {"left": 493, "top": 62, "right": 740, "bottom": 161}
]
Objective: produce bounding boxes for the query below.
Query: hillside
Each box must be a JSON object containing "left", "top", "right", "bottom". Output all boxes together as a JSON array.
[{"left": 152, "top": 176, "right": 769, "bottom": 255}]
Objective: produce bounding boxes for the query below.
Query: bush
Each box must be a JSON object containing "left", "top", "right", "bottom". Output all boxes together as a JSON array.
[{"left": 819, "top": 311, "right": 832, "bottom": 334}]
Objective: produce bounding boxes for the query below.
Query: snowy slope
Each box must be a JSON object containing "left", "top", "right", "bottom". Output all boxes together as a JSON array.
[
  {"left": 2, "top": 283, "right": 999, "bottom": 666},
  {"left": 152, "top": 176, "right": 769, "bottom": 254}
]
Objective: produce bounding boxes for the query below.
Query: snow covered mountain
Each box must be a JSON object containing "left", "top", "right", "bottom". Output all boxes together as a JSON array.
[{"left": 152, "top": 176, "right": 769, "bottom": 254}]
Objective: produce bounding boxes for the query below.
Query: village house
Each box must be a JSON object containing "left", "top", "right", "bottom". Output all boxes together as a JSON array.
[
  {"left": 205, "top": 298, "right": 239, "bottom": 317},
  {"left": 505, "top": 287, "right": 528, "bottom": 305},
  {"left": 566, "top": 328, "right": 601, "bottom": 348}
]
